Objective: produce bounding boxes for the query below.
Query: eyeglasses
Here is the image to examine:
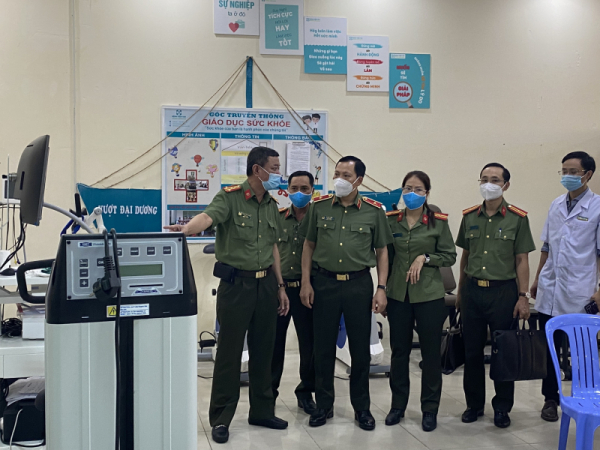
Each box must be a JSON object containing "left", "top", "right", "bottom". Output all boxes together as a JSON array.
[
  {"left": 558, "top": 169, "right": 587, "bottom": 176},
  {"left": 402, "top": 187, "right": 427, "bottom": 195},
  {"left": 478, "top": 178, "right": 504, "bottom": 185}
]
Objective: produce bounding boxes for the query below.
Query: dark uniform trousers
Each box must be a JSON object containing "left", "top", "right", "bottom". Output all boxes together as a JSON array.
[
  {"left": 312, "top": 271, "right": 373, "bottom": 412},
  {"left": 209, "top": 272, "right": 278, "bottom": 427},
  {"left": 462, "top": 278, "right": 518, "bottom": 412},
  {"left": 387, "top": 297, "right": 447, "bottom": 413},
  {"left": 271, "top": 285, "right": 316, "bottom": 400},
  {"left": 538, "top": 312, "right": 563, "bottom": 405}
]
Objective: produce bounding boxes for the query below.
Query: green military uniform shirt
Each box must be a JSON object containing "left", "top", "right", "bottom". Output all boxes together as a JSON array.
[
  {"left": 203, "top": 179, "right": 281, "bottom": 271},
  {"left": 304, "top": 193, "right": 393, "bottom": 273},
  {"left": 387, "top": 210, "right": 457, "bottom": 303},
  {"left": 455, "top": 199, "right": 536, "bottom": 280},
  {"left": 278, "top": 206, "right": 306, "bottom": 280}
]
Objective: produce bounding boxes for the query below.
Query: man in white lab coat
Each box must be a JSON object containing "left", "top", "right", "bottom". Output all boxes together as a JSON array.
[{"left": 531, "top": 151, "right": 600, "bottom": 422}]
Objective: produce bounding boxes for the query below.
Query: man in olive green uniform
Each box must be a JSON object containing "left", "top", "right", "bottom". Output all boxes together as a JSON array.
[
  {"left": 300, "top": 156, "right": 393, "bottom": 431},
  {"left": 456, "top": 163, "right": 536, "bottom": 429},
  {"left": 271, "top": 171, "right": 317, "bottom": 415},
  {"left": 164, "top": 147, "right": 290, "bottom": 444}
]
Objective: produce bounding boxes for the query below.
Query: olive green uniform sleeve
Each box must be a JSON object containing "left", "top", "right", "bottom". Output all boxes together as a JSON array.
[
  {"left": 373, "top": 208, "right": 394, "bottom": 249},
  {"left": 428, "top": 220, "right": 458, "bottom": 267},
  {"left": 304, "top": 202, "right": 318, "bottom": 243},
  {"left": 514, "top": 215, "right": 536, "bottom": 254}
]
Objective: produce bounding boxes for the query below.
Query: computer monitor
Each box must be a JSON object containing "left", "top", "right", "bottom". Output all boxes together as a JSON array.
[{"left": 14, "top": 135, "right": 50, "bottom": 226}]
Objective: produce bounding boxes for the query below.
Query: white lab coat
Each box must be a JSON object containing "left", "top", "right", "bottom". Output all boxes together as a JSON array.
[{"left": 536, "top": 189, "right": 600, "bottom": 316}]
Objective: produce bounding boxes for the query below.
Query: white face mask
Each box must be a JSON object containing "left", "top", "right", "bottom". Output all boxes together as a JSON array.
[
  {"left": 333, "top": 177, "right": 357, "bottom": 198},
  {"left": 479, "top": 182, "right": 505, "bottom": 201}
]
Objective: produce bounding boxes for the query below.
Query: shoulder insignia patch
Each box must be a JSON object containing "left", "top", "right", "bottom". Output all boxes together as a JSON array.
[
  {"left": 313, "top": 194, "right": 333, "bottom": 203},
  {"left": 363, "top": 197, "right": 383, "bottom": 208},
  {"left": 508, "top": 205, "right": 528, "bottom": 217},
  {"left": 434, "top": 212, "right": 449, "bottom": 221},
  {"left": 223, "top": 185, "right": 242, "bottom": 193},
  {"left": 386, "top": 210, "right": 401, "bottom": 217},
  {"left": 462, "top": 205, "right": 480, "bottom": 216}
]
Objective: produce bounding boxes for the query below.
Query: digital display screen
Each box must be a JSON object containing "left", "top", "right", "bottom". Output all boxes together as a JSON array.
[{"left": 120, "top": 264, "right": 163, "bottom": 277}]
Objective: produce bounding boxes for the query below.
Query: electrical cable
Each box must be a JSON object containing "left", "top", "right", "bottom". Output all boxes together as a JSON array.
[
  {"left": 110, "top": 229, "right": 122, "bottom": 450},
  {"left": 1, "top": 216, "right": 26, "bottom": 272},
  {"left": 91, "top": 57, "right": 249, "bottom": 188},
  {"left": 252, "top": 58, "right": 392, "bottom": 192}
]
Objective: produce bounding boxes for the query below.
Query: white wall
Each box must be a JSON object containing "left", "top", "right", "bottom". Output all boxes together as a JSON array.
[{"left": 1, "top": 0, "right": 600, "bottom": 337}]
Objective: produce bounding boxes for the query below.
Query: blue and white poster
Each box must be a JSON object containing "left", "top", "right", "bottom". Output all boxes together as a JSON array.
[
  {"left": 260, "top": 0, "right": 304, "bottom": 56},
  {"left": 304, "top": 17, "right": 347, "bottom": 74},
  {"left": 77, "top": 184, "right": 162, "bottom": 233},
  {"left": 389, "top": 53, "right": 431, "bottom": 109}
]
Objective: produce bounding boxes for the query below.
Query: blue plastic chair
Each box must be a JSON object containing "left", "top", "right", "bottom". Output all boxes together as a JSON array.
[{"left": 546, "top": 314, "right": 600, "bottom": 450}]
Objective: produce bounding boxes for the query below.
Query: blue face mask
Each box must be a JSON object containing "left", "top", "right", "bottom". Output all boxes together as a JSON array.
[
  {"left": 289, "top": 191, "right": 312, "bottom": 208},
  {"left": 402, "top": 192, "right": 427, "bottom": 210},
  {"left": 561, "top": 175, "right": 584, "bottom": 192},
  {"left": 259, "top": 166, "right": 281, "bottom": 191}
]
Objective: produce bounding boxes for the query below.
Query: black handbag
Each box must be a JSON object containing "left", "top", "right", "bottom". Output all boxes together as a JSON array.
[
  {"left": 441, "top": 312, "right": 465, "bottom": 375},
  {"left": 490, "top": 318, "right": 547, "bottom": 382}
]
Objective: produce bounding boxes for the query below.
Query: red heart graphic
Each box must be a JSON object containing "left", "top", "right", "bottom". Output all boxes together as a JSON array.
[{"left": 229, "top": 22, "right": 240, "bottom": 32}]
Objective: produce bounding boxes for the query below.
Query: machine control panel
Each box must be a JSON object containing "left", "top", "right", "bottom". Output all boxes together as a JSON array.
[{"left": 65, "top": 236, "right": 184, "bottom": 300}]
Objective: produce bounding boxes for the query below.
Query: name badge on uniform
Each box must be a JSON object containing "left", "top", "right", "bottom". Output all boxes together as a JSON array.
[
  {"left": 321, "top": 216, "right": 335, "bottom": 221},
  {"left": 577, "top": 216, "right": 589, "bottom": 222},
  {"left": 392, "top": 232, "right": 403, "bottom": 238},
  {"left": 238, "top": 212, "right": 252, "bottom": 219},
  {"left": 469, "top": 225, "right": 479, "bottom": 230}
]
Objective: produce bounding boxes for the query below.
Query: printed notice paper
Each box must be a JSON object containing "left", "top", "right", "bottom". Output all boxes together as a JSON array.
[
  {"left": 389, "top": 53, "right": 431, "bottom": 109},
  {"left": 286, "top": 142, "right": 311, "bottom": 175},
  {"left": 304, "top": 17, "right": 347, "bottom": 74},
  {"left": 260, "top": 0, "right": 304, "bottom": 55},
  {"left": 347, "top": 36, "right": 389, "bottom": 92},
  {"left": 214, "top": 0, "right": 259, "bottom": 36}
]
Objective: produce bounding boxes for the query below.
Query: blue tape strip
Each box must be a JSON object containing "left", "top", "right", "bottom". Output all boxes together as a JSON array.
[{"left": 246, "top": 57, "right": 253, "bottom": 109}]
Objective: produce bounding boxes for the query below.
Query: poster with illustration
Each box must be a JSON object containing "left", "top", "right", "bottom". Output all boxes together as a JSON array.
[
  {"left": 304, "top": 17, "right": 347, "bottom": 74},
  {"left": 260, "top": 0, "right": 304, "bottom": 55},
  {"left": 162, "top": 106, "right": 328, "bottom": 242},
  {"left": 389, "top": 53, "right": 431, "bottom": 109},
  {"left": 347, "top": 35, "right": 389, "bottom": 92},
  {"left": 214, "top": 0, "right": 259, "bottom": 35}
]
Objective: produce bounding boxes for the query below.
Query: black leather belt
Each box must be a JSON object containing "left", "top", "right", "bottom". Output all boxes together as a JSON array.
[
  {"left": 236, "top": 266, "right": 272, "bottom": 279},
  {"left": 469, "top": 276, "right": 515, "bottom": 288},
  {"left": 317, "top": 267, "right": 370, "bottom": 281}
]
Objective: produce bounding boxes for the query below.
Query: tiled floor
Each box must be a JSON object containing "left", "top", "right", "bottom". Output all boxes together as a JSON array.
[{"left": 197, "top": 348, "right": 600, "bottom": 450}]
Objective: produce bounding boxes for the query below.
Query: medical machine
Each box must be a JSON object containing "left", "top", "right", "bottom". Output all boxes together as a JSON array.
[{"left": 14, "top": 135, "right": 199, "bottom": 450}]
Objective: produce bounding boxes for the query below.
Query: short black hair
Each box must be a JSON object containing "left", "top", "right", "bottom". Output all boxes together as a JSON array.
[
  {"left": 562, "top": 151, "right": 596, "bottom": 177},
  {"left": 246, "top": 147, "right": 279, "bottom": 176},
  {"left": 336, "top": 156, "right": 366, "bottom": 178},
  {"left": 480, "top": 162, "right": 510, "bottom": 182},
  {"left": 288, "top": 170, "right": 314, "bottom": 186},
  {"left": 312, "top": 114, "right": 321, "bottom": 119},
  {"left": 302, "top": 115, "right": 311, "bottom": 121}
]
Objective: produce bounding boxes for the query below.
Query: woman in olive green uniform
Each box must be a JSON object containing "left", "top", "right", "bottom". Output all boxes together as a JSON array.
[{"left": 385, "top": 171, "right": 457, "bottom": 432}]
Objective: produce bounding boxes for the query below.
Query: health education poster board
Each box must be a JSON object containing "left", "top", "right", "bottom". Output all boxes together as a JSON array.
[
  {"left": 304, "top": 17, "right": 347, "bottom": 74},
  {"left": 260, "top": 0, "right": 304, "bottom": 55},
  {"left": 162, "top": 106, "right": 328, "bottom": 242},
  {"left": 347, "top": 35, "right": 389, "bottom": 92},
  {"left": 389, "top": 53, "right": 431, "bottom": 109},
  {"left": 214, "top": 0, "right": 260, "bottom": 35}
]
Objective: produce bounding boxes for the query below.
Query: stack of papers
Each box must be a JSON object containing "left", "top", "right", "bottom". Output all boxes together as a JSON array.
[{"left": 5, "top": 377, "right": 44, "bottom": 406}]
